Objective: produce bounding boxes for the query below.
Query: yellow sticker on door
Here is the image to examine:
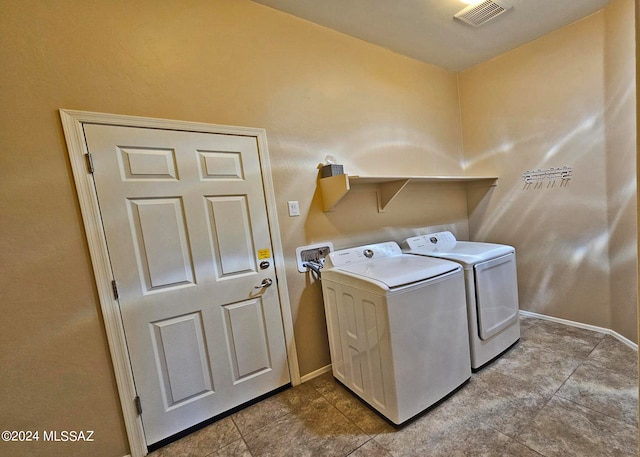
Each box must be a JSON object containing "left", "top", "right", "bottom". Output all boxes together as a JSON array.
[{"left": 257, "top": 249, "right": 271, "bottom": 260}]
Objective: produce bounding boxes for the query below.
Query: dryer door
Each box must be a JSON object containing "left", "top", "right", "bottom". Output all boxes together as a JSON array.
[{"left": 474, "top": 253, "right": 519, "bottom": 340}]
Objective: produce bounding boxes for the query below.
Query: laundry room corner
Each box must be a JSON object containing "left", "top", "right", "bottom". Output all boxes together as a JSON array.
[{"left": 460, "top": 0, "right": 637, "bottom": 344}]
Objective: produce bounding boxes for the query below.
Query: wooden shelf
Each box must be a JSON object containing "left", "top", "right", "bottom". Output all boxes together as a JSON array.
[{"left": 319, "top": 174, "right": 498, "bottom": 212}]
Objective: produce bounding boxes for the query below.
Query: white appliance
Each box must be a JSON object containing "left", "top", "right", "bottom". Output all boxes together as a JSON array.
[
  {"left": 321, "top": 241, "right": 471, "bottom": 425},
  {"left": 402, "top": 231, "right": 520, "bottom": 371}
]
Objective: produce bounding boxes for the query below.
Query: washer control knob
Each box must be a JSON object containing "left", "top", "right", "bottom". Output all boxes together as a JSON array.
[
  {"left": 430, "top": 237, "right": 438, "bottom": 244},
  {"left": 363, "top": 249, "right": 374, "bottom": 258}
]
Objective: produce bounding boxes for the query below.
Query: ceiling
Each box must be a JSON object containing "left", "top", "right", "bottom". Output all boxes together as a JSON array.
[{"left": 251, "top": 0, "right": 611, "bottom": 72}]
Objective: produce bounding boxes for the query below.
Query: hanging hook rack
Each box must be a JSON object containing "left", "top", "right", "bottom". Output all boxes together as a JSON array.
[{"left": 522, "top": 166, "right": 572, "bottom": 189}]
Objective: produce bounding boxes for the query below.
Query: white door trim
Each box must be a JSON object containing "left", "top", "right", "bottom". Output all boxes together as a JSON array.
[{"left": 59, "top": 109, "right": 300, "bottom": 457}]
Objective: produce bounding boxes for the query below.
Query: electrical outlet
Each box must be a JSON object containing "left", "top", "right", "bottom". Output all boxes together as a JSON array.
[{"left": 296, "top": 242, "right": 334, "bottom": 273}]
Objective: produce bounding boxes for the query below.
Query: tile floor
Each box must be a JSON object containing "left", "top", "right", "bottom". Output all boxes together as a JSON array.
[{"left": 149, "top": 316, "right": 638, "bottom": 456}]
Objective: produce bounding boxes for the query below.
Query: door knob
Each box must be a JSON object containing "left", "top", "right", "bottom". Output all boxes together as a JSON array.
[{"left": 254, "top": 278, "right": 273, "bottom": 289}]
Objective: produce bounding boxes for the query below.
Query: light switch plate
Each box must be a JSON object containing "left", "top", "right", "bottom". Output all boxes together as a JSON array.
[{"left": 287, "top": 201, "right": 300, "bottom": 217}]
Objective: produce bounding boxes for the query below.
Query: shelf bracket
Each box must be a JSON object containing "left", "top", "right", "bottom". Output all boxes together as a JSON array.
[
  {"left": 377, "top": 179, "right": 410, "bottom": 212},
  {"left": 319, "top": 174, "right": 350, "bottom": 212}
]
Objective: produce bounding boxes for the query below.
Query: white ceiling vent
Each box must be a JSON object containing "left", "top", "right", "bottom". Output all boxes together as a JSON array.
[{"left": 454, "top": 0, "right": 512, "bottom": 27}]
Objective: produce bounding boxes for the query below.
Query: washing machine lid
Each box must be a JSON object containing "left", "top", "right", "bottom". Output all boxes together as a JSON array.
[
  {"left": 325, "top": 242, "right": 459, "bottom": 289},
  {"left": 402, "top": 232, "right": 514, "bottom": 266},
  {"left": 336, "top": 255, "right": 458, "bottom": 288}
]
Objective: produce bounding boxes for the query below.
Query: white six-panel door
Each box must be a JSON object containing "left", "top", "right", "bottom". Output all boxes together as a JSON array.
[{"left": 83, "top": 124, "right": 290, "bottom": 445}]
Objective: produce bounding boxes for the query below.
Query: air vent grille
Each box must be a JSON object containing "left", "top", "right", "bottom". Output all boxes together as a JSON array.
[{"left": 454, "top": 0, "right": 512, "bottom": 27}]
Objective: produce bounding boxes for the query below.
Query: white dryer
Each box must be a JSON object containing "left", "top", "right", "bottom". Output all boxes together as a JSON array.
[
  {"left": 402, "top": 232, "right": 520, "bottom": 371},
  {"left": 321, "top": 241, "right": 471, "bottom": 425}
]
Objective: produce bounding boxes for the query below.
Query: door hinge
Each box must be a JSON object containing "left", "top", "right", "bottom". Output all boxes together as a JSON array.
[
  {"left": 85, "top": 153, "right": 94, "bottom": 174},
  {"left": 111, "top": 280, "right": 119, "bottom": 300},
  {"left": 134, "top": 396, "right": 142, "bottom": 415}
]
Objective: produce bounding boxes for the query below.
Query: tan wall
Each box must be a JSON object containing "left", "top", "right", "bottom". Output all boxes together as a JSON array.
[
  {"left": 637, "top": 0, "right": 640, "bottom": 372},
  {"left": 605, "top": 0, "right": 638, "bottom": 342},
  {"left": 460, "top": 0, "right": 637, "bottom": 341},
  {"left": 0, "top": 1, "right": 465, "bottom": 455}
]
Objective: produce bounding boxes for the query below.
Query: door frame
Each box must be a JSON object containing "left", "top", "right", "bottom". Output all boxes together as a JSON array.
[{"left": 59, "top": 109, "right": 301, "bottom": 457}]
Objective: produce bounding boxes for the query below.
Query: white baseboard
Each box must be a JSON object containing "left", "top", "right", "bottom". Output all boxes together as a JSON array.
[
  {"left": 519, "top": 310, "right": 638, "bottom": 351},
  {"left": 300, "top": 364, "right": 332, "bottom": 383}
]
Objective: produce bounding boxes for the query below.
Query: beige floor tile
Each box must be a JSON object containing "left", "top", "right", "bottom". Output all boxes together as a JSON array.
[
  {"left": 478, "top": 342, "right": 582, "bottom": 396},
  {"left": 520, "top": 319, "right": 605, "bottom": 358},
  {"left": 500, "top": 440, "right": 545, "bottom": 456},
  {"left": 588, "top": 334, "right": 638, "bottom": 378},
  {"left": 518, "top": 315, "right": 539, "bottom": 333},
  {"left": 349, "top": 439, "right": 393, "bottom": 457},
  {"left": 243, "top": 396, "right": 369, "bottom": 457},
  {"left": 518, "top": 396, "right": 638, "bottom": 457},
  {"left": 232, "top": 382, "right": 321, "bottom": 435},
  {"left": 148, "top": 417, "right": 241, "bottom": 457},
  {"left": 435, "top": 373, "right": 549, "bottom": 438},
  {"left": 556, "top": 360, "right": 638, "bottom": 426},
  {"left": 375, "top": 412, "right": 513, "bottom": 457},
  {"left": 307, "top": 372, "right": 393, "bottom": 436},
  {"left": 213, "top": 438, "right": 253, "bottom": 457}
]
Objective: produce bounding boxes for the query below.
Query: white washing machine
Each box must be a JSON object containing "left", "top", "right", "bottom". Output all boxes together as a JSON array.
[
  {"left": 402, "top": 231, "right": 520, "bottom": 371},
  {"left": 321, "top": 241, "right": 471, "bottom": 425}
]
